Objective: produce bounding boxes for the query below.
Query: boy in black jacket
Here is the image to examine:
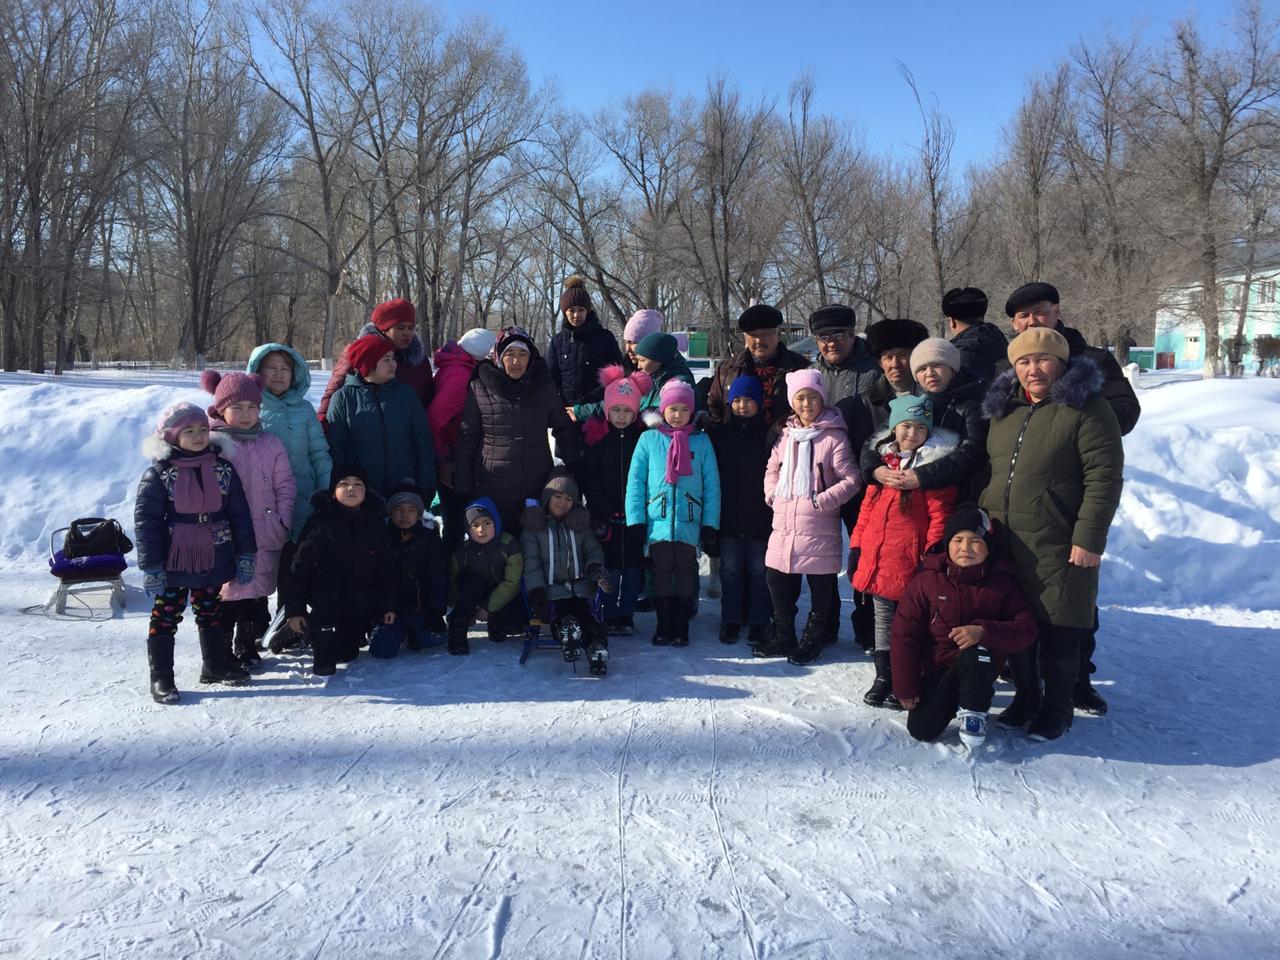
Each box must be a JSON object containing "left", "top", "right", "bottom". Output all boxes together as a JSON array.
[{"left": 369, "top": 479, "right": 449, "bottom": 657}]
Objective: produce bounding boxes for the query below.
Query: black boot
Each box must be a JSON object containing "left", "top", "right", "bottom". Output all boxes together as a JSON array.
[
  {"left": 788, "top": 612, "right": 824, "bottom": 665},
  {"left": 199, "top": 626, "right": 249, "bottom": 685},
  {"left": 446, "top": 620, "right": 470, "bottom": 656},
  {"left": 719, "top": 623, "right": 741, "bottom": 644},
  {"left": 1029, "top": 634, "right": 1078, "bottom": 741},
  {"left": 312, "top": 626, "right": 338, "bottom": 675},
  {"left": 1073, "top": 679, "right": 1109, "bottom": 716},
  {"left": 147, "top": 631, "right": 179, "bottom": 703},
  {"left": 651, "top": 598, "right": 674, "bottom": 646},
  {"left": 863, "top": 651, "right": 901, "bottom": 708},
  {"left": 753, "top": 616, "right": 796, "bottom": 658},
  {"left": 996, "top": 646, "right": 1041, "bottom": 728},
  {"left": 746, "top": 623, "right": 768, "bottom": 648},
  {"left": 150, "top": 677, "right": 180, "bottom": 704},
  {"left": 672, "top": 598, "right": 693, "bottom": 647},
  {"left": 233, "top": 619, "right": 262, "bottom": 669}
]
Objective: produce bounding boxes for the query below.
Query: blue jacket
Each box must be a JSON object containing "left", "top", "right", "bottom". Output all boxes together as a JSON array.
[
  {"left": 547, "top": 312, "right": 623, "bottom": 407},
  {"left": 247, "top": 342, "right": 332, "bottom": 537},
  {"left": 625, "top": 428, "right": 721, "bottom": 548},
  {"left": 325, "top": 373, "right": 437, "bottom": 499}
]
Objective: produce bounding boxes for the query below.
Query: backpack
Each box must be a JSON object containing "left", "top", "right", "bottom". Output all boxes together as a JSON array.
[{"left": 62, "top": 518, "right": 134, "bottom": 559}]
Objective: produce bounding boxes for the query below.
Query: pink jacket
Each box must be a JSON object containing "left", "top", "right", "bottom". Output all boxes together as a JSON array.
[
  {"left": 427, "top": 343, "right": 479, "bottom": 459},
  {"left": 765, "top": 408, "right": 862, "bottom": 575},
  {"left": 216, "top": 429, "right": 296, "bottom": 600}
]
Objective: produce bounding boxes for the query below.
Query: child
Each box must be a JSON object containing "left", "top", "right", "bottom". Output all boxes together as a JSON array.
[
  {"left": 285, "top": 466, "right": 395, "bottom": 676},
  {"left": 577, "top": 365, "right": 652, "bottom": 635},
  {"left": 851, "top": 395, "right": 958, "bottom": 706},
  {"left": 447, "top": 497, "right": 524, "bottom": 655},
  {"left": 369, "top": 479, "right": 449, "bottom": 658},
  {"left": 201, "top": 369, "right": 296, "bottom": 669},
  {"left": 707, "top": 375, "right": 774, "bottom": 645},
  {"left": 135, "top": 402, "right": 257, "bottom": 703},
  {"left": 757, "top": 370, "right": 861, "bottom": 665},
  {"left": 325, "top": 334, "right": 436, "bottom": 499},
  {"left": 625, "top": 379, "right": 720, "bottom": 646},
  {"left": 891, "top": 504, "right": 1037, "bottom": 747},
  {"left": 521, "top": 471, "right": 615, "bottom": 674}
]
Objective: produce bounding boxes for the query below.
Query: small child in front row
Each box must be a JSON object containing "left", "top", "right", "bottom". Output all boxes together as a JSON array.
[
  {"left": 447, "top": 498, "right": 524, "bottom": 655},
  {"left": 890, "top": 504, "right": 1037, "bottom": 748},
  {"left": 625, "top": 379, "right": 720, "bottom": 646},
  {"left": 369, "top": 479, "right": 449, "bottom": 658},
  {"left": 135, "top": 402, "right": 257, "bottom": 703},
  {"left": 286, "top": 465, "right": 395, "bottom": 676}
]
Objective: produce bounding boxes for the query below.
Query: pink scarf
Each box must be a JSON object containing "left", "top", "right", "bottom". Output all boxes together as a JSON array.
[
  {"left": 657, "top": 423, "right": 694, "bottom": 485},
  {"left": 167, "top": 451, "right": 223, "bottom": 574}
]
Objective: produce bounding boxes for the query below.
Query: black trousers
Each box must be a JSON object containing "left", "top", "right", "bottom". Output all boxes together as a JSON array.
[
  {"left": 438, "top": 485, "right": 470, "bottom": 560},
  {"left": 834, "top": 496, "right": 874, "bottom": 644},
  {"left": 1009, "top": 622, "right": 1090, "bottom": 722},
  {"left": 906, "top": 645, "right": 999, "bottom": 741},
  {"left": 1078, "top": 607, "right": 1100, "bottom": 686},
  {"left": 310, "top": 609, "right": 371, "bottom": 671},
  {"left": 449, "top": 572, "right": 525, "bottom": 635},
  {"left": 649, "top": 541, "right": 699, "bottom": 599},
  {"left": 766, "top": 569, "right": 837, "bottom": 634}
]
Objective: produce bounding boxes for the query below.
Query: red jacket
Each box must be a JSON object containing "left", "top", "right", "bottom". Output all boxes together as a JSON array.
[
  {"left": 890, "top": 552, "right": 1038, "bottom": 702},
  {"left": 317, "top": 325, "right": 434, "bottom": 423}
]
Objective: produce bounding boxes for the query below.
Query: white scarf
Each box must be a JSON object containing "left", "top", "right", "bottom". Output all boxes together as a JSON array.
[{"left": 774, "top": 426, "right": 820, "bottom": 502}]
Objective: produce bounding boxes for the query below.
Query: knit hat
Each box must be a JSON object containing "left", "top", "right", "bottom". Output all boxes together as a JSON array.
[
  {"left": 634, "top": 332, "right": 680, "bottom": 366},
  {"left": 737, "top": 304, "right": 784, "bottom": 332},
  {"left": 370, "top": 297, "right": 415, "bottom": 332},
  {"left": 865, "top": 318, "right": 929, "bottom": 358},
  {"left": 910, "top": 337, "right": 963, "bottom": 374},
  {"left": 496, "top": 326, "right": 537, "bottom": 359},
  {"left": 156, "top": 401, "right": 208, "bottom": 445},
  {"left": 600, "top": 365, "right": 653, "bottom": 416},
  {"left": 785, "top": 369, "right": 828, "bottom": 406},
  {"left": 559, "top": 275, "right": 593, "bottom": 313},
  {"left": 888, "top": 395, "right": 933, "bottom": 431},
  {"left": 330, "top": 463, "right": 370, "bottom": 493},
  {"left": 809, "top": 304, "right": 856, "bottom": 335},
  {"left": 464, "top": 500, "right": 495, "bottom": 528},
  {"left": 624, "top": 308, "right": 664, "bottom": 343},
  {"left": 540, "top": 469, "right": 580, "bottom": 506},
  {"left": 348, "top": 334, "right": 396, "bottom": 377},
  {"left": 942, "top": 502, "right": 993, "bottom": 546},
  {"left": 200, "top": 369, "right": 263, "bottom": 414},
  {"left": 1004, "top": 282, "right": 1059, "bottom": 317},
  {"left": 1007, "top": 327, "right": 1070, "bottom": 365},
  {"left": 658, "top": 378, "right": 695, "bottom": 413},
  {"left": 942, "top": 287, "right": 988, "bottom": 321},
  {"left": 386, "top": 478, "right": 425, "bottom": 515},
  {"left": 458, "top": 327, "right": 497, "bottom": 360},
  {"left": 726, "top": 375, "right": 764, "bottom": 408}
]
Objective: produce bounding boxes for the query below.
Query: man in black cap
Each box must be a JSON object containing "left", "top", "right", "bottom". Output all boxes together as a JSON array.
[
  {"left": 943, "top": 286, "right": 1007, "bottom": 384},
  {"left": 707, "top": 304, "right": 810, "bottom": 427},
  {"left": 860, "top": 318, "right": 930, "bottom": 431},
  {"left": 809, "top": 304, "right": 879, "bottom": 404}
]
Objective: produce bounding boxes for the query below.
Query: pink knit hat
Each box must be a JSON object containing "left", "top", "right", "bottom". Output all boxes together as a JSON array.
[
  {"left": 785, "top": 369, "right": 828, "bottom": 406},
  {"left": 658, "top": 378, "right": 695, "bottom": 413},
  {"left": 156, "top": 401, "right": 208, "bottom": 444},
  {"left": 599, "top": 364, "right": 654, "bottom": 416},
  {"left": 200, "top": 369, "right": 263, "bottom": 414},
  {"left": 623, "top": 308, "right": 664, "bottom": 343}
]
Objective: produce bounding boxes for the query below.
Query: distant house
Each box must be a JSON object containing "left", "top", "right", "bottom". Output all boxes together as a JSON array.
[{"left": 1154, "top": 253, "right": 1280, "bottom": 371}]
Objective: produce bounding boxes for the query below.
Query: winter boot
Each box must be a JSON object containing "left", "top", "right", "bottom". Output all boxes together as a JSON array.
[
  {"left": 199, "top": 627, "right": 249, "bottom": 685},
  {"left": 556, "top": 615, "right": 584, "bottom": 662},
  {"left": 588, "top": 642, "right": 609, "bottom": 676},
  {"left": 719, "top": 622, "right": 741, "bottom": 644},
  {"left": 957, "top": 709, "right": 988, "bottom": 749},
  {"left": 788, "top": 612, "right": 825, "bottom": 665},
  {"left": 150, "top": 676, "right": 180, "bottom": 705},
  {"left": 671, "top": 598, "right": 693, "bottom": 647},
  {"left": 233, "top": 619, "right": 262, "bottom": 669},
  {"left": 311, "top": 626, "right": 338, "bottom": 676},
  {"left": 1073, "top": 679, "right": 1109, "bottom": 716},
  {"left": 446, "top": 619, "right": 470, "bottom": 656},
  {"left": 863, "top": 651, "right": 900, "bottom": 708},
  {"left": 746, "top": 623, "right": 768, "bottom": 649},
  {"left": 335, "top": 629, "right": 361, "bottom": 663},
  {"left": 1029, "top": 640, "right": 1077, "bottom": 741},
  {"left": 614, "top": 614, "right": 635, "bottom": 636},
  {"left": 651, "top": 597, "right": 674, "bottom": 646},
  {"left": 753, "top": 616, "right": 796, "bottom": 658},
  {"left": 996, "top": 647, "right": 1042, "bottom": 728},
  {"left": 147, "top": 632, "right": 178, "bottom": 703}
]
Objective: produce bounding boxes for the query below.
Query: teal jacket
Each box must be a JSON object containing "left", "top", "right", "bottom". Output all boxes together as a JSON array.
[
  {"left": 247, "top": 343, "right": 332, "bottom": 538},
  {"left": 625, "top": 427, "right": 720, "bottom": 548},
  {"left": 325, "top": 373, "right": 437, "bottom": 499}
]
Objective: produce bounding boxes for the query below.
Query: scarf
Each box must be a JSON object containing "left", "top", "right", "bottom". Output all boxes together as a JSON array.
[
  {"left": 216, "top": 423, "right": 263, "bottom": 441},
  {"left": 657, "top": 423, "right": 694, "bottom": 485},
  {"left": 167, "top": 450, "right": 223, "bottom": 574},
  {"left": 774, "top": 425, "right": 820, "bottom": 502}
]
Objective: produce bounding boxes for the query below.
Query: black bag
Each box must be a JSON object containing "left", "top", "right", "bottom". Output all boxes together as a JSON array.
[{"left": 63, "top": 517, "right": 134, "bottom": 558}]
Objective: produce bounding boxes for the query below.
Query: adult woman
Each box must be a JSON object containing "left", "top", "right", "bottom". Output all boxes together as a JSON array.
[{"left": 979, "top": 328, "right": 1124, "bottom": 742}]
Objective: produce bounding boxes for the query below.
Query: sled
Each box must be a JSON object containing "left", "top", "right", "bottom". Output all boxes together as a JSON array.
[{"left": 45, "top": 523, "right": 129, "bottom": 618}]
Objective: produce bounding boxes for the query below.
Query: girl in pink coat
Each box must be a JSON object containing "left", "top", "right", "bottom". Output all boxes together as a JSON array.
[
  {"left": 202, "top": 370, "right": 296, "bottom": 670},
  {"left": 758, "top": 370, "right": 862, "bottom": 665}
]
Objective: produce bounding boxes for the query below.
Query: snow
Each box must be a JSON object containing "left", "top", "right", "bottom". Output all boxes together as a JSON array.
[{"left": 1, "top": 369, "right": 1277, "bottom": 958}]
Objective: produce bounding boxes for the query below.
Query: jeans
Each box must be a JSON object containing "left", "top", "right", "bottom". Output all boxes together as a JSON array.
[
  {"left": 719, "top": 536, "right": 771, "bottom": 626},
  {"left": 600, "top": 567, "right": 643, "bottom": 620},
  {"left": 369, "top": 611, "right": 446, "bottom": 658}
]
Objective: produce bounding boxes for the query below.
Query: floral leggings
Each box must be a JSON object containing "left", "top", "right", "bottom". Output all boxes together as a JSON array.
[{"left": 148, "top": 586, "right": 223, "bottom": 639}]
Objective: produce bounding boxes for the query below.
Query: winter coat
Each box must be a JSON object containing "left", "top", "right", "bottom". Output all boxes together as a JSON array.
[
  {"left": 135, "top": 438, "right": 256, "bottom": 590},
  {"left": 950, "top": 321, "right": 1009, "bottom": 385},
  {"left": 1059, "top": 324, "right": 1141, "bottom": 436},
  {"left": 578, "top": 418, "right": 647, "bottom": 568},
  {"left": 980, "top": 358, "right": 1125, "bottom": 628},
  {"left": 859, "top": 375, "right": 923, "bottom": 433},
  {"left": 547, "top": 312, "right": 624, "bottom": 407},
  {"left": 572, "top": 354, "right": 695, "bottom": 422},
  {"left": 813, "top": 337, "right": 880, "bottom": 405},
  {"left": 316, "top": 321, "right": 435, "bottom": 422},
  {"left": 212, "top": 425, "right": 296, "bottom": 600},
  {"left": 890, "top": 552, "right": 1038, "bottom": 702},
  {"left": 325, "top": 372, "right": 437, "bottom": 499},
  {"left": 850, "top": 430, "right": 959, "bottom": 600},
  {"left": 625, "top": 424, "right": 721, "bottom": 549},
  {"left": 427, "top": 342, "right": 480, "bottom": 459},
  {"left": 387, "top": 516, "right": 450, "bottom": 615},
  {"left": 520, "top": 503, "right": 606, "bottom": 602},
  {"left": 764, "top": 408, "right": 862, "bottom": 575},
  {"left": 285, "top": 491, "right": 395, "bottom": 622},
  {"left": 707, "top": 344, "right": 811, "bottom": 427},
  {"left": 452, "top": 357, "right": 581, "bottom": 530},
  {"left": 449, "top": 498, "right": 523, "bottom": 613},
  {"left": 247, "top": 342, "right": 332, "bottom": 538},
  {"left": 708, "top": 413, "right": 773, "bottom": 541}
]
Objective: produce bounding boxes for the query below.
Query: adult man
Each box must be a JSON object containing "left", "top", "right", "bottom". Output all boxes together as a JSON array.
[
  {"left": 809, "top": 303, "right": 879, "bottom": 404},
  {"left": 943, "top": 286, "right": 1007, "bottom": 384},
  {"left": 547, "top": 275, "right": 623, "bottom": 408},
  {"left": 860, "top": 318, "right": 930, "bottom": 430},
  {"left": 707, "top": 304, "right": 810, "bottom": 427},
  {"left": 317, "top": 298, "right": 435, "bottom": 422}
]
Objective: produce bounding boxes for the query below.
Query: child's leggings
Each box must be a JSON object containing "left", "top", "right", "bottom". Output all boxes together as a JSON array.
[
  {"left": 766, "top": 570, "right": 836, "bottom": 632},
  {"left": 146, "top": 586, "right": 222, "bottom": 680},
  {"left": 872, "top": 595, "right": 897, "bottom": 652},
  {"left": 649, "top": 542, "right": 698, "bottom": 599}
]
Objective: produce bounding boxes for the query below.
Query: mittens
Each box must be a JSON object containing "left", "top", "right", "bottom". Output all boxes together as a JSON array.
[
  {"left": 142, "top": 568, "right": 166, "bottom": 597},
  {"left": 586, "top": 563, "right": 614, "bottom": 594},
  {"left": 235, "top": 555, "right": 256, "bottom": 586},
  {"left": 700, "top": 526, "right": 719, "bottom": 558}
]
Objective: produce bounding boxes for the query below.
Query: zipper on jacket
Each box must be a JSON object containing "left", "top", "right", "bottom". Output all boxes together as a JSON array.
[
  {"left": 1003, "top": 405, "right": 1038, "bottom": 520},
  {"left": 685, "top": 492, "right": 702, "bottom": 523}
]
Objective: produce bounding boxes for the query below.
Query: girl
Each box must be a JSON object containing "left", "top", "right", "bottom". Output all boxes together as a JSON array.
[
  {"left": 758, "top": 370, "right": 861, "bottom": 665},
  {"left": 625, "top": 379, "right": 720, "bottom": 646}
]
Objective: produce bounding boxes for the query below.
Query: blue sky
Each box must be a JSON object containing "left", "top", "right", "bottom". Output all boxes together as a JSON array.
[{"left": 433, "top": 0, "right": 1247, "bottom": 169}]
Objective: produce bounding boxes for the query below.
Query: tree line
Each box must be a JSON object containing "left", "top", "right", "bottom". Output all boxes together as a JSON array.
[{"left": 2, "top": 0, "right": 1278, "bottom": 375}]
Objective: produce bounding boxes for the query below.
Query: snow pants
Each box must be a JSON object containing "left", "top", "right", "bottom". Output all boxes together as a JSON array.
[
  {"left": 649, "top": 542, "right": 698, "bottom": 600},
  {"left": 906, "top": 645, "right": 999, "bottom": 742},
  {"left": 146, "top": 586, "right": 222, "bottom": 681}
]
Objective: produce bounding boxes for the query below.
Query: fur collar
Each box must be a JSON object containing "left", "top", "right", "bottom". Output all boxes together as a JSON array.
[
  {"left": 865, "top": 426, "right": 960, "bottom": 466},
  {"left": 519, "top": 502, "right": 590, "bottom": 534},
  {"left": 358, "top": 320, "right": 425, "bottom": 367},
  {"left": 642, "top": 409, "right": 664, "bottom": 429},
  {"left": 982, "top": 357, "right": 1103, "bottom": 420}
]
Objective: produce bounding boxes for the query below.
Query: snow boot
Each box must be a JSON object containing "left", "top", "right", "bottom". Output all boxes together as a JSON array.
[
  {"left": 199, "top": 627, "right": 249, "bottom": 685},
  {"left": 788, "top": 612, "right": 824, "bottom": 666},
  {"left": 651, "top": 597, "right": 674, "bottom": 646},
  {"left": 957, "top": 709, "right": 988, "bottom": 749},
  {"left": 863, "top": 651, "right": 900, "bottom": 708},
  {"left": 1029, "top": 642, "right": 1077, "bottom": 741},
  {"left": 556, "top": 615, "right": 584, "bottom": 662},
  {"left": 671, "top": 598, "right": 693, "bottom": 647},
  {"left": 588, "top": 642, "right": 609, "bottom": 676},
  {"left": 746, "top": 623, "right": 768, "bottom": 649},
  {"left": 753, "top": 616, "right": 796, "bottom": 658},
  {"left": 150, "top": 676, "right": 180, "bottom": 705},
  {"left": 1073, "top": 679, "right": 1109, "bottom": 716},
  {"left": 233, "top": 619, "right": 262, "bottom": 669},
  {"left": 1027, "top": 712, "right": 1072, "bottom": 742},
  {"left": 311, "top": 626, "right": 338, "bottom": 676},
  {"left": 996, "top": 647, "right": 1041, "bottom": 728},
  {"left": 719, "top": 623, "right": 741, "bottom": 644},
  {"left": 446, "top": 619, "right": 470, "bottom": 656}
]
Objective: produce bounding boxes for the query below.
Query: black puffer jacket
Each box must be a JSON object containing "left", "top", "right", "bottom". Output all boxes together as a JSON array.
[
  {"left": 386, "top": 518, "right": 450, "bottom": 615},
  {"left": 577, "top": 418, "right": 647, "bottom": 569},
  {"left": 452, "top": 357, "right": 581, "bottom": 530},
  {"left": 285, "top": 491, "right": 395, "bottom": 622},
  {"left": 707, "top": 413, "right": 773, "bottom": 541},
  {"left": 951, "top": 321, "right": 1009, "bottom": 385},
  {"left": 547, "top": 312, "right": 623, "bottom": 406}
]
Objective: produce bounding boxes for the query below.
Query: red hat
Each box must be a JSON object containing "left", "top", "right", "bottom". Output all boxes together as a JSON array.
[
  {"left": 348, "top": 334, "right": 396, "bottom": 377},
  {"left": 370, "top": 298, "right": 415, "bottom": 332}
]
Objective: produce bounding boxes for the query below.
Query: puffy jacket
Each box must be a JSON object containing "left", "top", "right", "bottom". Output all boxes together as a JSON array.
[
  {"left": 547, "top": 312, "right": 623, "bottom": 407},
  {"left": 979, "top": 359, "right": 1125, "bottom": 628},
  {"left": 520, "top": 503, "right": 606, "bottom": 602},
  {"left": 890, "top": 552, "right": 1038, "bottom": 702},
  {"left": 764, "top": 408, "right": 862, "bottom": 575},
  {"left": 1059, "top": 324, "right": 1141, "bottom": 435},
  {"left": 211, "top": 425, "right": 295, "bottom": 600},
  {"left": 316, "top": 321, "right": 435, "bottom": 422},
  {"left": 625, "top": 426, "right": 721, "bottom": 548},
  {"left": 386, "top": 516, "right": 450, "bottom": 615},
  {"left": 950, "top": 321, "right": 1009, "bottom": 385},
  {"left": 285, "top": 490, "right": 395, "bottom": 621},
  {"left": 325, "top": 372, "right": 436, "bottom": 499},
  {"left": 813, "top": 337, "right": 880, "bottom": 405},
  {"left": 247, "top": 342, "right": 332, "bottom": 537},
  {"left": 708, "top": 412, "right": 773, "bottom": 541},
  {"left": 707, "top": 344, "right": 811, "bottom": 427},
  {"left": 577, "top": 417, "right": 647, "bottom": 569},
  {"left": 449, "top": 497, "right": 523, "bottom": 613},
  {"left": 135, "top": 438, "right": 256, "bottom": 589},
  {"left": 427, "top": 342, "right": 480, "bottom": 458},
  {"left": 851, "top": 431, "right": 958, "bottom": 599}
]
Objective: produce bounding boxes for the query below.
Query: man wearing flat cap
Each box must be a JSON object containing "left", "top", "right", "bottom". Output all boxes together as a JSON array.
[
  {"left": 943, "top": 286, "right": 1007, "bottom": 384},
  {"left": 707, "top": 304, "right": 810, "bottom": 427}
]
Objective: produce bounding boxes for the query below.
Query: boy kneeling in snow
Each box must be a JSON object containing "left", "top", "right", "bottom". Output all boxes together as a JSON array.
[
  {"left": 891, "top": 505, "right": 1037, "bottom": 747},
  {"left": 368, "top": 479, "right": 449, "bottom": 657},
  {"left": 447, "top": 498, "right": 524, "bottom": 655}
]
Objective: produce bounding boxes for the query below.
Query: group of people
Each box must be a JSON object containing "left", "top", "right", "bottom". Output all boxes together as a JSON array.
[{"left": 134, "top": 274, "right": 1136, "bottom": 747}]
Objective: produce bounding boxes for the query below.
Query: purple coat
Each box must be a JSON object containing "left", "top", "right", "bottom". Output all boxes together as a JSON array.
[
  {"left": 214, "top": 427, "right": 296, "bottom": 600},
  {"left": 764, "top": 408, "right": 862, "bottom": 575}
]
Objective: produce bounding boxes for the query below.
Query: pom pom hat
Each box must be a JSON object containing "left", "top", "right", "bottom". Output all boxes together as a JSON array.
[
  {"left": 559, "top": 275, "right": 593, "bottom": 313},
  {"left": 599, "top": 365, "right": 653, "bottom": 416},
  {"left": 200, "top": 369, "right": 263, "bottom": 415}
]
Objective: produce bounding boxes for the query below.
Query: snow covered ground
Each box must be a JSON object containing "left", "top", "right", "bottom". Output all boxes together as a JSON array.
[{"left": 1, "top": 368, "right": 1277, "bottom": 958}]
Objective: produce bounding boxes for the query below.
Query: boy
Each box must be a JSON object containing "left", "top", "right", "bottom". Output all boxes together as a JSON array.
[
  {"left": 447, "top": 498, "right": 524, "bottom": 655},
  {"left": 369, "top": 479, "right": 449, "bottom": 657}
]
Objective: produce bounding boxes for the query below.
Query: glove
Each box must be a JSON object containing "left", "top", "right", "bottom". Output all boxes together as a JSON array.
[
  {"left": 593, "top": 520, "right": 612, "bottom": 542},
  {"left": 235, "top": 554, "right": 256, "bottom": 586},
  {"left": 700, "top": 526, "right": 719, "bottom": 558},
  {"left": 847, "top": 548, "right": 861, "bottom": 583},
  {"left": 142, "top": 568, "right": 166, "bottom": 597},
  {"left": 528, "top": 587, "right": 550, "bottom": 623},
  {"left": 627, "top": 524, "right": 647, "bottom": 544},
  {"left": 586, "top": 563, "right": 614, "bottom": 594}
]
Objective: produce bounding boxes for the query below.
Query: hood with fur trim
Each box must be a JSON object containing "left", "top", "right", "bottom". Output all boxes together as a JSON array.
[
  {"left": 982, "top": 356, "right": 1104, "bottom": 420},
  {"left": 141, "top": 434, "right": 231, "bottom": 462},
  {"left": 866, "top": 425, "right": 960, "bottom": 466}
]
